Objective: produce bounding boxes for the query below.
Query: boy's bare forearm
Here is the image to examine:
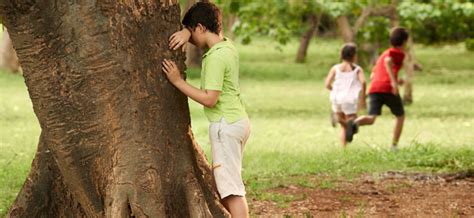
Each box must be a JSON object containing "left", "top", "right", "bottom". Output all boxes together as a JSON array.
[
  {"left": 325, "top": 69, "right": 335, "bottom": 90},
  {"left": 324, "top": 79, "right": 332, "bottom": 90},
  {"left": 173, "top": 79, "right": 219, "bottom": 108},
  {"left": 361, "top": 83, "right": 366, "bottom": 97},
  {"left": 384, "top": 58, "right": 397, "bottom": 85},
  {"left": 169, "top": 28, "right": 191, "bottom": 50}
]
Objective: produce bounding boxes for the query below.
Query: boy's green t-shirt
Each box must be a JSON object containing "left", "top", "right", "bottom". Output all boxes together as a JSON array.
[{"left": 200, "top": 38, "right": 247, "bottom": 123}]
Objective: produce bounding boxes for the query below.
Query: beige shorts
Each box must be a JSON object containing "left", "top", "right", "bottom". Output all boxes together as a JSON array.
[
  {"left": 209, "top": 118, "right": 251, "bottom": 199},
  {"left": 332, "top": 102, "right": 357, "bottom": 115}
]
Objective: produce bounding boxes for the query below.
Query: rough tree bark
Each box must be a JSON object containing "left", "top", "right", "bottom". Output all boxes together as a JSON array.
[
  {"left": 295, "top": 14, "right": 320, "bottom": 63},
  {"left": 0, "top": 28, "right": 21, "bottom": 73},
  {"left": 1, "top": 0, "right": 228, "bottom": 217}
]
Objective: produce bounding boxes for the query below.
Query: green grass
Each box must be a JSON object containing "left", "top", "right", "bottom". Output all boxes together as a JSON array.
[
  {"left": 0, "top": 73, "right": 41, "bottom": 215},
  {"left": 1, "top": 37, "right": 473, "bottom": 215}
]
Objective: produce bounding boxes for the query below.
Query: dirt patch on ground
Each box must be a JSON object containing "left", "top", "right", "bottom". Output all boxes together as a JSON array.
[{"left": 249, "top": 171, "right": 474, "bottom": 217}]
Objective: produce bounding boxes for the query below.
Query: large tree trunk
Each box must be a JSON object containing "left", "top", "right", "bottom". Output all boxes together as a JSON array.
[
  {"left": 295, "top": 14, "right": 319, "bottom": 63},
  {"left": 0, "top": 29, "right": 21, "bottom": 73},
  {"left": 1, "top": 0, "right": 228, "bottom": 217}
]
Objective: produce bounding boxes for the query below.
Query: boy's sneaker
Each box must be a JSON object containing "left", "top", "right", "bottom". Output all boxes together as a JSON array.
[
  {"left": 345, "top": 120, "right": 358, "bottom": 142},
  {"left": 391, "top": 145, "right": 398, "bottom": 152}
]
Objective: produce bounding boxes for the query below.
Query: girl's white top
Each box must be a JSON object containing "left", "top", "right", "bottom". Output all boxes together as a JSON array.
[{"left": 330, "top": 64, "right": 362, "bottom": 104}]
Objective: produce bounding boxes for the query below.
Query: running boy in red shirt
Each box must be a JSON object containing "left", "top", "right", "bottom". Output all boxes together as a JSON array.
[{"left": 346, "top": 27, "right": 409, "bottom": 151}]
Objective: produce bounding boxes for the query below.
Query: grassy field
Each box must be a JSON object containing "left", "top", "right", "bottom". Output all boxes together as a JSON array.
[{"left": 1, "top": 37, "right": 473, "bottom": 215}]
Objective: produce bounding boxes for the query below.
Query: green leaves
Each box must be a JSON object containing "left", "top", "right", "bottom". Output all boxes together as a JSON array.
[
  {"left": 220, "top": 0, "right": 473, "bottom": 50},
  {"left": 228, "top": 0, "right": 320, "bottom": 46},
  {"left": 323, "top": 1, "right": 352, "bottom": 18},
  {"left": 398, "top": 1, "right": 474, "bottom": 44}
]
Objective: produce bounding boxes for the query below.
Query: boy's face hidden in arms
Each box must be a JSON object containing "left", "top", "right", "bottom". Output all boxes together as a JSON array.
[{"left": 188, "top": 23, "right": 208, "bottom": 49}]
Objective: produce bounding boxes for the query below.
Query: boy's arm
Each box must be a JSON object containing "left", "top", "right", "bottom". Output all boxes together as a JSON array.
[
  {"left": 162, "top": 59, "right": 220, "bottom": 108},
  {"left": 324, "top": 67, "right": 336, "bottom": 91},
  {"left": 384, "top": 57, "right": 399, "bottom": 95},
  {"left": 169, "top": 28, "right": 191, "bottom": 51},
  {"left": 358, "top": 68, "right": 367, "bottom": 99}
]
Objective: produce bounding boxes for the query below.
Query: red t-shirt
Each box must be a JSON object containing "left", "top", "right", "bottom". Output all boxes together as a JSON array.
[{"left": 369, "top": 48, "right": 405, "bottom": 94}]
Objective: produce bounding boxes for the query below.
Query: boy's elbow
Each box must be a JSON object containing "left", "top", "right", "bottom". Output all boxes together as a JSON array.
[
  {"left": 203, "top": 99, "right": 218, "bottom": 108},
  {"left": 204, "top": 102, "right": 216, "bottom": 108},
  {"left": 325, "top": 83, "right": 331, "bottom": 90}
]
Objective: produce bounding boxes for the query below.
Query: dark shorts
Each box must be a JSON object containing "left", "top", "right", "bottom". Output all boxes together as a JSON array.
[{"left": 368, "top": 93, "right": 405, "bottom": 117}]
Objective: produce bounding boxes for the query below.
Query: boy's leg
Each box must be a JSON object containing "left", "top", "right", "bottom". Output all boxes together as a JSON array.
[
  {"left": 355, "top": 93, "right": 382, "bottom": 127},
  {"left": 347, "top": 93, "right": 383, "bottom": 141},
  {"left": 343, "top": 114, "right": 357, "bottom": 145},
  {"left": 336, "top": 112, "right": 347, "bottom": 146},
  {"left": 209, "top": 118, "right": 250, "bottom": 217},
  {"left": 336, "top": 112, "right": 347, "bottom": 127},
  {"left": 393, "top": 115, "right": 405, "bottom": 147},
  {"left": 346, "top": 114, "right": 357, "bottom": 122},
  {"left": 386, "top": 94, "right": 405, "bottom": 149},
  {"left": 342, "top": 103, "right": 359, "bottom": 142},
  {"left": 355, "top": 115, "right": 377, "bottom": 126},
  {"left": 221, "top": 196, "right": 249, "bottom": 218}
]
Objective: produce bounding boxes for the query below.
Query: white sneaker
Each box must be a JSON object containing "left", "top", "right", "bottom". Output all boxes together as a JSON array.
[{"left": 391, "top": 145, "right": 398, "bottom": 152}]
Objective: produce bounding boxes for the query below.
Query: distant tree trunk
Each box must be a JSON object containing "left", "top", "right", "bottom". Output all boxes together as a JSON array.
[
  {"left": 336, "top": 16, "right": 354, "bottom": 43},
  {"left": 336, "top": 7, "right": 373, "bottom": 43},
  {"left": 1, "top": 0, "right": 228, "bottom": 217},
  {"left": 390, "top": 0, "right": 400, "bottom": 27},
  {"left": 336, "top": 5, "right": 396, "bottom": 44},
  {"left": 403, "top": 36, "right": 415, "bottom": 104},
  {"left": 224, "top": 14, "right": 237, "bottom": 39},
  {"left": 295, "top": 14, "right": 320, "bottom": 63},
  {"left": 186, "top": 44, "right": 204, "bottom": 68},
  {"left": 387, "top": 0, "right": 415, "bottom": 104},
  {"left": 0, "top": 29, "right": 21, "bottom": 73}
]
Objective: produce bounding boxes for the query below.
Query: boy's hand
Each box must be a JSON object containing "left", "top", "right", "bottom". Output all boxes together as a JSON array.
[
  {"left": 162, "top": 59, "right": 182, "bottom": 84},
  {"left": 391, "top": 82, "right": 399, "bottom": 95},
  {"left": 398, "top": 78, "right": 405, "bottom": 86},
  {"left": 169, "top": 28, "right": 191, "bottom": 51}
]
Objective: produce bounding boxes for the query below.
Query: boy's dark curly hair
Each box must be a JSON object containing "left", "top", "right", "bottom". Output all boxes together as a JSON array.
[
  {"left": 182, "top": 2, "right": 222, "bottom": 35},
  {"left": 390, "top": 27, "right": 409, "bottom": 47}
]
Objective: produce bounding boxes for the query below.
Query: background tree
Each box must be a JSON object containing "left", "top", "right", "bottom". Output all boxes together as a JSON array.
[
  {"left": 212, "top": 0, "right": 473, "bottom": 106},
  {"left": 231, "top": 0, "right": 321, "bottom": 63},
  {"left": 0, "top": 0, "right": 228, "bottom": 217},
  {"left": 397, "top": 0, "right": 474, "bottom": 104},
  {"left": 292, "top": 0, "right": 322, "bottom": 63},
  {"left": 0, "top": 28, "right": 21, "bottom": 73}
]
